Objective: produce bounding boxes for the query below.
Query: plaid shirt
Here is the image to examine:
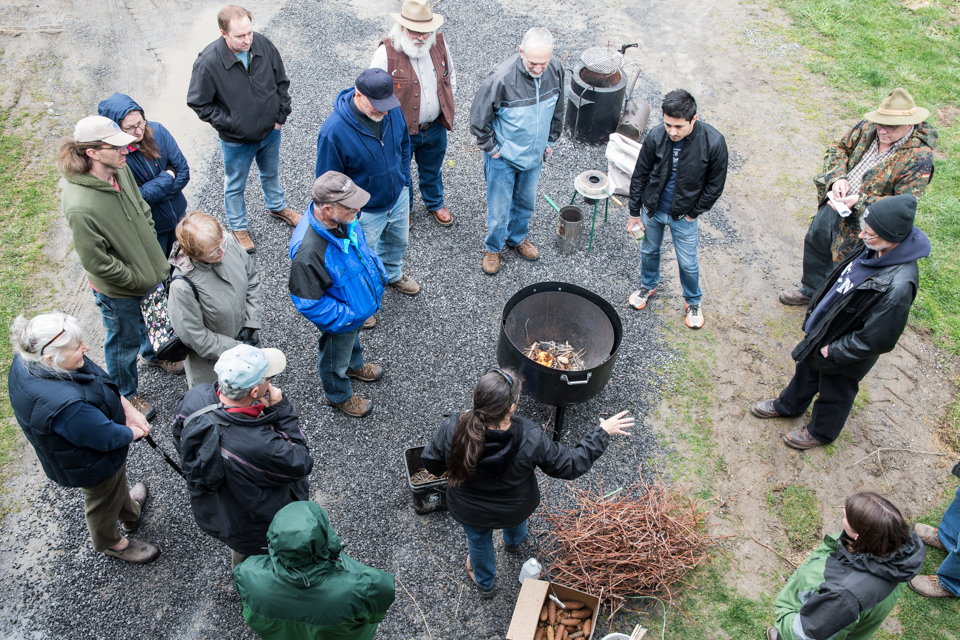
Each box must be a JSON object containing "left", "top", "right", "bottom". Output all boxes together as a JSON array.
[{"left": 846, "top": 126, "right": 913, "bottom": 195}]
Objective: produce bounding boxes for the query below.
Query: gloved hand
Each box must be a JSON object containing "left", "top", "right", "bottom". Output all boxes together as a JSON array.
[{"left": 236, "top": 327, "right": 259, "bottom": 346}]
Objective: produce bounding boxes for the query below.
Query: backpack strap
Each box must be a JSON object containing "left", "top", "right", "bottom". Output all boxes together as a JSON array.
[{"left": 184, "top": 402, "right": 223, "bottom": 426}]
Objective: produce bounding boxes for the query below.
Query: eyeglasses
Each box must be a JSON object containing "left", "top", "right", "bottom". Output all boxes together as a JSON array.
[
  {"left": 859, "top": 221, "right": 880, "bottom": 241},
  {"left": 875, "top": 123, "right": 906, "bottom": 133},
  {"left": 121, "top": 120, "right": 146, "bottom": 134},
  {"left": 97, "top": 144, "right": 125, "bottom": 152},
  {"left": 203, "top": 238, "right": 227, "bottom": 261},
  {"left": 40, "top": 328, "right": 66, "bottom": 355},
  {"left": 405, "top": 28, "right": 431, "bottom": 39}
]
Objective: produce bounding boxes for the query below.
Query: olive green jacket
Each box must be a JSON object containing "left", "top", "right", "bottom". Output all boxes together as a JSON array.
[{"left": 62, "top": 167, "right": 168, "bottom": 298}]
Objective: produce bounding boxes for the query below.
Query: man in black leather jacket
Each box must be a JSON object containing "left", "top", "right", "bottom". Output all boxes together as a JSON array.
[{"left": 751, "top": 194, "right": 930, "bottom": 449}]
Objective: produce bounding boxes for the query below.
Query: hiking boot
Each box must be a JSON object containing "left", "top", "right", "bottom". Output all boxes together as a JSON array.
[
  {"left": 511, "top": 239, "right": 539, "bottom": 261},
  {"left": 362, "top": 315, "right": 376, "bottom": 330},
  {"left": 912, "top": 523, "right": 945, "bottom": 549},
  {"left": 431, "top": 206, "right": 453, "bottom": 226},
  {"left": 233, "top": 230, "right": 255, "bottom": 254},
  {"left": 328, "top": 395, "right": 373, "bottom": 418},
  {"left": 140, "top": 355, "right": 184, "bottom": 375},
  {"left": 685, "top": 302, "right": 704, "bottom": 329},
  {"left": 751, "top": 400, "right": 782, "bottom": 419},
  {"left": 104, "top": 538, "right": 161, "bottom": 564},
  {"left": 628, "top": 287, "right": 655, "bottom": 310},
  {"left": 908, "top": 575, "right": 956, "bottom": 598},
  {"left": 766, "top": 628, "right": 780, "bottom": 640},
  {"left": 126, "top": 394, "right": 156, "bottom": 421},
  {"left": 779, "top": 288, "right": 810, "bottom": 306},
  {"left": 121, "top": 482, "right": 149, "bottom": 534},
  {"left": 346, "top": 363, "right": 383, "bottom": 382},
  {"left": 783, "top": 426, "right": 824, "bottom": 450},
  {"left": 504, "top": 543, "right": 521, "bottom": 554},
  {"left": 483, "top": 251, "right": 500, "bottom": 275},
  {"left": 389, "top": 274, "right": 420, "bottom": 296},
  {"left": 269, "top": 206, "right": 301, "bottom": 227}
]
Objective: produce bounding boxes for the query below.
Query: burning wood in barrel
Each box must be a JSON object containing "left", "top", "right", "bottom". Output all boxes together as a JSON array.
[{"left": 524, "top": 341, "right": 586, "bottom": 371}]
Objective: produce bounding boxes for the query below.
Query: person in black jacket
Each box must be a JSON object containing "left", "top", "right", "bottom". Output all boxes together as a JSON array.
[
  {"left": 626, "top": 89, "right": 728, "bottom": 330},
  {"left": 7, "top": 312, "right": 159, "bottom": 563},
  {"left": 421, "top": 368, "right": 633, "bottom": 598},
  {"left": 751, "top": 194, "right": 931, "bottom": 449},
  {"left": 186, "top": 5, "right": 300, "bottom": 254},
  {"left": 172, "top": 344, "right": 312, "bottom": 568}
]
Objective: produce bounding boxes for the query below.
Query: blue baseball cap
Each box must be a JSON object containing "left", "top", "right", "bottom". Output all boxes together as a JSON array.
[
  {"left": 355, "top": 68, "right": 400, "bottom": 111},
  {"left": 214, "top": 345, "right": 286, "bottom": 393}
]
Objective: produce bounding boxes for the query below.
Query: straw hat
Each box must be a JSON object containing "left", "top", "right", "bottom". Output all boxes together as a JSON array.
[
  {"left": 391, "top": 0, "right": 444, "bottom": 32},
  {"left": 863, "top": 88, "right": 930, "bottom": 125}
]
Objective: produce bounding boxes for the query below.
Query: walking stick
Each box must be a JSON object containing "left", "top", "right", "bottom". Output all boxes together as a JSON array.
[{"left": 143, "top": 434, "right": 184, "bottom": 477}]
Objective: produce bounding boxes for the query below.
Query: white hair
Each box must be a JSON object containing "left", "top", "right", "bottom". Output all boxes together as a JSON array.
[
  {"left": 388, "top": 23, "right": 436, "bottom": 59},
  {"left": 10, "top": 312, "right": 85, "bottom": 373},
  {"left": 521, "top": 27, "right": 553, "bottom": 52}
]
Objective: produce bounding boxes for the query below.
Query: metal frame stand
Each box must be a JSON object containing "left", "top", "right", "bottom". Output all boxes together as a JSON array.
[
  {"left": 553, "top": 406, "right": 566, "bottom": 442},
  {"left": 569, "top": 190, "right": 610, "bottom": 251}
]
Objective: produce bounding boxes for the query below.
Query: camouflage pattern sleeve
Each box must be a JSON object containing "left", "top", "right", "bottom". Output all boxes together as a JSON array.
[{"left": 823, "top": 120, "right": 868, "bottom": 187}]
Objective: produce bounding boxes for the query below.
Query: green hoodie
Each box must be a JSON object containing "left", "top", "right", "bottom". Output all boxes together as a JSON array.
[
  {"left": 234, "top": 502, "right": 396, "bottom": 640},
  {"left": 62, "top": 166, "right": 168, "bottom": 298}
]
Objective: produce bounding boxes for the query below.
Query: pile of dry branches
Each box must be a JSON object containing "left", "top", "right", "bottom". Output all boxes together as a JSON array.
[
  {"left": 538, "top": 473, "right": 720, "bottom": 617},
  {"left": 524, "top": 340, "right": 586, "bottom": 371}
]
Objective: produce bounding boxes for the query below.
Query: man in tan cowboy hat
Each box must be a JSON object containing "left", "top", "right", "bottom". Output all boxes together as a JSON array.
[
  {"left": 780, "top": 87, "right": 936, "bottom": 306},
  {"left": 370, "top": 0, "right": 456, "bottom": 227}
]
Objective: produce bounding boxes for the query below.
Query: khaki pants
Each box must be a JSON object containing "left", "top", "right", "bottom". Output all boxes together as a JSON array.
[{"left": 80, "top": 464, "right": 140, "bottom": 552}]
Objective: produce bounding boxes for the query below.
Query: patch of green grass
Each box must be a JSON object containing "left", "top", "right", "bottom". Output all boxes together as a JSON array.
[
  {"left": 768, "top": 484, "right": 822, "bottom": 549},
  {"left": 775, "top": 0, "right": 960, "bottom": 353}
]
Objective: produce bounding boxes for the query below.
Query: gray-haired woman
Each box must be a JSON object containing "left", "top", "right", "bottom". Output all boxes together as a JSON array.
[
  {"left": 7, "top": 312, "right": 160, "bottom": 563},
  {"left": 168, "top": 211, "right": 262, "bottom": 388}
]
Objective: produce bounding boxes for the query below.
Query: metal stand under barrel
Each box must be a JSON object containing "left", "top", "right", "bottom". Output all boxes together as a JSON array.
[{"left": 571, "top": 170, "right": 611, "bottom": 252}]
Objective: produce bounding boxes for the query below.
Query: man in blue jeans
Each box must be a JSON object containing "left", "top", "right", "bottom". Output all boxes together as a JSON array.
[
  {"left": 469, "top": 27, "right": 564, "bottom": 275},
  {"left": 909, "top": 466, "right": 960, "bottom": 600},
  {"left": 187, "top": 5, "right": 300, "bottom": 254},
  {"left": 626, "top": 89, "right": 728, "bottom": 329}
]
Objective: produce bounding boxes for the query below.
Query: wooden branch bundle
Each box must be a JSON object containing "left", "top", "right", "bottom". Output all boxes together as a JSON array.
[
  {"left": 524, "top": 340, "right": 586, "bottom": 371},
  {"left": 410, "top": 468, "right": 447, "bottom": 485},
  {"left": 538, "top": 474, "right": 720, "bottom": 617}
]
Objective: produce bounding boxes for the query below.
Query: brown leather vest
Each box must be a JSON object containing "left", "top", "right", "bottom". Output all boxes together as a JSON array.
[{"left": 381, "top": 33, "right": 455, "bottom": 136}]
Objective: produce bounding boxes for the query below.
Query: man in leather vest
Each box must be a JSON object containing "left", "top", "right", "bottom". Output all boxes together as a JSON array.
[{"left": 370, "top": 0, "right": 455, "bottom": 227}]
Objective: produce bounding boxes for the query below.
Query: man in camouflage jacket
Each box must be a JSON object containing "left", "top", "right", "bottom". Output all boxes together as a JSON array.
[{"left": 779, "top": 88, "right": 935, "bottom": 306}]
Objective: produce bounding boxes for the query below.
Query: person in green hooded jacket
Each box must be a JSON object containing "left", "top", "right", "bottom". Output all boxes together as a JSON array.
[{"left": 233, "top": 501, "right": 395, "bottom": 640}]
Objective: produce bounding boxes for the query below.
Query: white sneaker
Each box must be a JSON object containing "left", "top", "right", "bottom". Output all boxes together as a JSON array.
[
  {"left": 628, "top": 287, "right": 655, "bottom": 310},
  {"left": 685, "top": 302, "right": 704, "bottom": 329}
]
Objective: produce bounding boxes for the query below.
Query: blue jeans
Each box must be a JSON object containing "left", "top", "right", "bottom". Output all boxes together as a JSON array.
[
  {"left": 409, "top": 125, "right": 447, "bottom": 211},
  {"left": 462, "top": 520, "right": 528, "bottom": 591},
  {"left": 92, "top": 291, "right": 156, "bottom": 398},
  {"left": 358, "top": 187, "right": 409, "bottom": 283},
  {"left": 640, "top": 207, "right": 702, "bottom": 305},
  {"left": 937, "top": 482, "right": 960, "bottom": 596},
  {"left": 483, "top": 153, "right": 542, "bottom": 253},
  {"left": 220, "top": 127, "right": 286, "bottom": 231},
  {"left": 318, "top": 328, "right": 364, "bottom": 404}
]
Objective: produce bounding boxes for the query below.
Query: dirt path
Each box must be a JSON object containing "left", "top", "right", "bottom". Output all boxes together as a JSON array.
[{"left": 0, "top": 0, "right": 956, "bottom": 637}]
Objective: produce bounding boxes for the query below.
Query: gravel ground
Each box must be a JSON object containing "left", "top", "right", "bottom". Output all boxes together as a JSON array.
[{"left": 1, "top": 1, "right": 738, "bottom": 638}]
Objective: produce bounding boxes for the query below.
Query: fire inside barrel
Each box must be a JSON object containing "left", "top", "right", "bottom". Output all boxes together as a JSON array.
[{"left": 524, "top": 341, "right": 586, "bottom": 371}]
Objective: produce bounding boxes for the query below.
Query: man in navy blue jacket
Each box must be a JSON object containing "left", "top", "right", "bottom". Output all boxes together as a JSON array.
[
  {"left": 315, "top": 69, "right": 419, "bottom": 301},
  {"left": 289, "top": 172, "right": 388, "bottom": 418}
]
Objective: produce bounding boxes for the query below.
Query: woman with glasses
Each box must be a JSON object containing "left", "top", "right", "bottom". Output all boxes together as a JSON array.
[
  {"left": 98, "top": 93, "right": 190, "bottom": 256},
  {"left": 421, "top": 368, "right": 633, "bottom": 598},
  {"left": 168, "top": 211, "right": 262, "bottom": 387},
  {"left": 7, "top": 312, "right": 161, "bottom": 563}
]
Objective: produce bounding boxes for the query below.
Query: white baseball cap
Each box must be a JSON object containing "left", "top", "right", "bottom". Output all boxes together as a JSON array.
[{"left": 73, "top": 115, "right": 137, "bottom": 146}]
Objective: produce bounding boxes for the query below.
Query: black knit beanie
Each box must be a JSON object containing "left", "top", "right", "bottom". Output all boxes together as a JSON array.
[{"left": 862, "top": 194, "right": 917, "bottom": 243}]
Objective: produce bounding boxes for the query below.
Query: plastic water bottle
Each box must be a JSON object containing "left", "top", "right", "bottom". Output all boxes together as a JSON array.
[{"left": 518, "top": 558, "right": 542, "bottom": 584}]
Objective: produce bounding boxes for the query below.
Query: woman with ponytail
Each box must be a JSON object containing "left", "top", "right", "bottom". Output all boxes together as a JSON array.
[{"left": 421, "top": 368, "right": 633, "bottom": 598}]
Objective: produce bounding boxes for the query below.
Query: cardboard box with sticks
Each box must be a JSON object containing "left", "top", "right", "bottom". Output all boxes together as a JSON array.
[{"left": 506, "top": 579, "right": 601, "bottom": 640}]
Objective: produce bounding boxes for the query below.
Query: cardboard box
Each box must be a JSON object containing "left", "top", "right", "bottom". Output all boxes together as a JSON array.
[{"left": 506, "top": 579, "right": 601, "bottom": 640}]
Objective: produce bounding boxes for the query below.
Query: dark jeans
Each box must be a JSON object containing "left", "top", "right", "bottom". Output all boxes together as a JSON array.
[
  {"left": 773, "top": 361, "right": 859, "bottom": 443},
  {"left": 409, "top": 124, "right": 447, "bottom": 211},
  {"left": 800, "top": 203, "right": 840, "bottom": 298},
  {"left": 462, "top": 520, "right": 528, "bottom": 591},
  {"left": 318, "top": 328, "right": 364, "bottom": 404},
  {"left": 92, "top": 290, "right": 156, "bottom": 398}
]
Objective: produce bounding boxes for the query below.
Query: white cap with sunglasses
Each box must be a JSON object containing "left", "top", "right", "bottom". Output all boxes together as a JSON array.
[{"left": 73, "top": 116, "right": 137, "bottom": 147}]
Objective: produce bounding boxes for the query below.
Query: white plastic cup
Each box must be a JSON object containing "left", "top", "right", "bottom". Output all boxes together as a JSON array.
[
  {"left": 629, "top": 224, "right": 645, "bottom": 240},
  {"left": 518, "top": 558, "right": 542, "bottom": 583}
]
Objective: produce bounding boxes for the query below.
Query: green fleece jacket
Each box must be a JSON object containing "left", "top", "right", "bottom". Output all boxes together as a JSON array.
[{"left": 62, "top": 167, "right": 168, "bottom": 298}]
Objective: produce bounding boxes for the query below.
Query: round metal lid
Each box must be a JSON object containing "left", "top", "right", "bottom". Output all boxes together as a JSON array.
[
  {"left": 581, "top": 47, "right": 624, "bottom": 74},
  {"left": 575, "top": 170, "right": 610, "bottom": 198}
]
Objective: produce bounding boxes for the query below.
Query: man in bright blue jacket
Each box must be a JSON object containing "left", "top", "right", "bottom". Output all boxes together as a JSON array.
[
  {"left": 315, "top": 69, "right": 419, "bottom": 300},
  {"left": 289, "top": 172, "right": 388, "bottom": 418}
]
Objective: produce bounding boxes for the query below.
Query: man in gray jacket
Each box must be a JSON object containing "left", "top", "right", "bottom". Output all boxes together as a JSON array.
[
  {"left": 469, "top": 27, "right": 564, "bottom": 276},
  {"left": 187, "top": 5, "right": 300, "bottom": 253}
]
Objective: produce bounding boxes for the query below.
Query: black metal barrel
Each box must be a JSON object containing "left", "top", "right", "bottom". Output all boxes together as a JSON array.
[{"left": 565, "top": 63, "right": 628, "bottom": 145}]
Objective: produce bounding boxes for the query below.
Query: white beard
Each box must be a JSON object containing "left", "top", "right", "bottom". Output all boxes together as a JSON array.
[{"left": 390, "top": 23, "right": 436, "bottom": 59}]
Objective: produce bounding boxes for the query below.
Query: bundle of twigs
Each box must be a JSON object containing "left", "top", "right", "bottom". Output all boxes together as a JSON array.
[
  {"left": 524, "top": 340, "right": 586, "bottom": 371},
  {"left": 410, "top": 468, "right": 447, "bottom": 485},
  {"left": 538, "top": 473, "right": 720, "bottom": 617}
]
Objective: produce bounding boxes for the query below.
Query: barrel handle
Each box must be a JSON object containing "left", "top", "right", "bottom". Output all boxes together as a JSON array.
[{"left": 560, "top": 372, "right": 592, "bottom": 385}]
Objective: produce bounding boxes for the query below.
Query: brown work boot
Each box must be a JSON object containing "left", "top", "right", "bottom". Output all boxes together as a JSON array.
[
  {"left": 430, "top": 206, "right": 453, "bottom": 226},
  {"left": 126, "top": 394, "right": 156, "bottom": 421},
  {"left": 346, "top": 363, "right": 383, "bottom": 382},
  {"left": 779, "top": 288, "right": 810, "bottom": 306},
  {"left": 783, "top": 426, "right": 824, "bottom": 450},
  {"left": 511, "top": 239, "right": 539, "bottom": 261},
  {"left": 389, "top": 274, "right": 420, "bottom": 296},
  {"left": 139, "top": 355, "right": 184, "bottom": 375},
  {"left": 269, "top": 206, "right": 301, "bottom": 227},
  {"left": 913, "top": 523, "right": 945, "bottom": 549},
  {"left": 122, "top": 482, "right": 149, "bottom": 534},
  {"left": 908, "top": 575, "right": 956, "bottom": 598},
  {"left": 751, "top": 400, "right": 782, "bottom": 419},
  {"left": 233, "top": 230, "right": 255, "bottom": 254},
  {"left": 362, "top": 315, "right": 376, "bottom": 330},
  {"left": 328, "top": 395, "right": 373, "bottom": 418},
  {"left": 483, "top": 251, "right": 500, "bottom": 275},
  {"left": 104, "top": 538, "right": 161, "bottom": 564}
]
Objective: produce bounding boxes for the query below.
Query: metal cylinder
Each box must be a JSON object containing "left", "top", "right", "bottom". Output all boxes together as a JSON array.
[
  {"left": 565, "top": 62, "right": 628, "bottom": 145},
  {"left": 556, "top": 206, "right": 584, "bottom": 255}
]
